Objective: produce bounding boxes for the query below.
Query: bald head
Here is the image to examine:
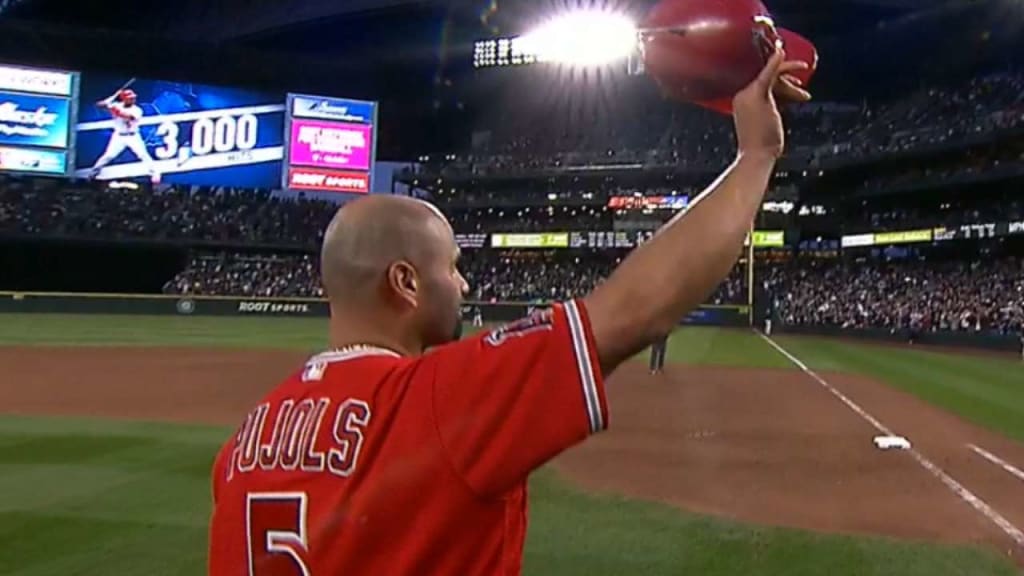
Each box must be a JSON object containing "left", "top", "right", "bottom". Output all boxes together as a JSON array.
[{"left": 320, "top": 195, "right": 454, "bottom": 304}]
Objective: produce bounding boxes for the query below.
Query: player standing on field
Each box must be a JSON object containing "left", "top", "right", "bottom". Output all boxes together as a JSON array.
[
  {"left": 207, "top": 48, "right": 811, "bottom": 576},
  {"left": 88, "top": 88, "right": 161, "bottom": 184},
  {"left": 649, "top": 332, "right": 669, "bottom": 374}
]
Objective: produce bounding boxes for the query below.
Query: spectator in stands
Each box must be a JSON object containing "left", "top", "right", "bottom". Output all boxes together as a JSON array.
[
  {"left": 0, "top": 178, "right": 339, "bottom": 249},
  {"left": 164, "top": 252, "right": 323, "bottom": 298},
  {"left": 769, "top": 257, "right": 1023, "bottom": 336}
]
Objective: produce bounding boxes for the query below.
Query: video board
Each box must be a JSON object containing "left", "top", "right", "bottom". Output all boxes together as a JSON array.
[
  {"left": 486, "top": 230, "right": 785, "bottom": 250},
  {"left": 0, "top": 64, "right": 78, "bottom": 176},
  {"left": 607, "top": 195, "right": 690, "bottom": 211},
  {"left": 74, "top": 75, "right": 285, "bottom": 187},
  {"left": 284, "top": 94, "right": 378, "bottom": 194},
  {"left": 843, "top": 221, "right": 1024, "bottom": 248},
  {"left": 1, "top": 62, "right": 378, "bottom": 190}
]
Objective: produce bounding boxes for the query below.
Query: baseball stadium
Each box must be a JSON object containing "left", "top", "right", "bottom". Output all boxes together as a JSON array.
[{"left": 1, "top": 0, "right": 1024, "bottom": 574}]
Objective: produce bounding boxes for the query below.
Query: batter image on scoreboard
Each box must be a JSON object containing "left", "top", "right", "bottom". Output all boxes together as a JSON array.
[
  {"left": 75, "top": 76, "right": 285, "bottom": 188},
  {"left": 88, "top": 84, "right": 160, "bottom": 183}
]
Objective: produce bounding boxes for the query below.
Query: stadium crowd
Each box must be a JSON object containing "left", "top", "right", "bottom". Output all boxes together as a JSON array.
[
  {"left": 2, "top": 64, "right": 1021, "bottom": 342},
  {"left": 161, "top": 250, "right": 1023, "bottom": 338},
  {"left": 769, "top": 257, "right": 1024, "bottom": 336},
  {"left": 163, "top": 252, "right": 323, "bottom": 298},
  {"left": 409, "top": 70, "right": 1024, "bottom": 179},
  {"left": 0, "top": 177, "right": 337, "bottom": 249}
]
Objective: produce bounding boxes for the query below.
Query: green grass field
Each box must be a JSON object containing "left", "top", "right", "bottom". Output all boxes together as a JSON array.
[{"left": 1, "top": 313, "right": 1022, "bottom": 575}]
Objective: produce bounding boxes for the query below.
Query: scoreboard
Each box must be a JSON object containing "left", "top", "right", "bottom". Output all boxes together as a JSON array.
[{"left": 0, "top": 62, "right": 379, "bottom": 190}]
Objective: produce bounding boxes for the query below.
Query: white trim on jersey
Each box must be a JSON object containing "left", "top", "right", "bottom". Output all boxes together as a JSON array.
[
  {"left": 564, "top": 299, "right": 605, "bottom": 434},
  {"left": 308, "top": 346, "right": 402, "bottom": 366}
]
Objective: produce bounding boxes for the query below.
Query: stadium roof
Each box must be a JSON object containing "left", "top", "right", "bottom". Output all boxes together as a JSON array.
[
  {"left": 0, "top": 0, "right": 941, "bottom": 42},
  {"left": 1, "top": 0, "right": 430, "bottom": 41}
]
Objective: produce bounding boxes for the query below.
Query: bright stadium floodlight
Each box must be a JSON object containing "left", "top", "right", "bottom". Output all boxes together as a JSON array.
[{"left": 520, "top": 10, "right": 638, "bottom": 67}]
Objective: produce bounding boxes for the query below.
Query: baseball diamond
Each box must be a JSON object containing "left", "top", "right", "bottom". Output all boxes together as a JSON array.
[
  {"left": 3, "top": 0, "right": 1024, "bottom": 573},
  {"left": 0, "top": 314, "right": 1022, "bottom": 575}
]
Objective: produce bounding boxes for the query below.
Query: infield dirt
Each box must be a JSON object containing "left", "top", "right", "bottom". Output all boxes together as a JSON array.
[{"left": 1, "top": 345, "right": 1022, "bottom": 564}]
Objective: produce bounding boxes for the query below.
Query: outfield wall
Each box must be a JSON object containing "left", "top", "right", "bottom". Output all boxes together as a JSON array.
[
  {"left": 779, "top": 324, "right": 1022, "bottom": 353},
  {"left": 0, "top": 292, "right": 750, "bottom": 327}
]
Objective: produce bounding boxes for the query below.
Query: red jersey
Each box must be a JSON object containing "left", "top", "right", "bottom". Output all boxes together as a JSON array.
[{"left": 208, "top": 299, "right": 608, "bottom": 575}]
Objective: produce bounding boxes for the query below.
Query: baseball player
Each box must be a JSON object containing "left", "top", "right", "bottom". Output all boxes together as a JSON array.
[
  {"left": 208, "top": 48, "right": 810, "bottom": 576},
  {"left": 88, "top": 87, "right": 161, "bottom": 183},
  {"left": 649, "top": 331, "right": 669, "bottom": 374},
  {"left": 472, "top": 305, "right": 484, "bottom": 327}
]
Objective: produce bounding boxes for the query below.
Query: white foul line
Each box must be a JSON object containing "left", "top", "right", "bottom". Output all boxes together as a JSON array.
[
  {"left": 969, "top": 444, "right": 1024, "bottom": 484},
  {"left": 758, "top": 332, "right": 1024, "bottom": 548}
]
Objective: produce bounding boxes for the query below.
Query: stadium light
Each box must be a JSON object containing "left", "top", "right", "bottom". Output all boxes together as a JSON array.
[{"left": 519, "top": 10, "right": 638, "bottom": 67}]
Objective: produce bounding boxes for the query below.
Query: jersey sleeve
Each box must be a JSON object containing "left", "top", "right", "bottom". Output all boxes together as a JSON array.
[{"left": 428, "top": 299, "right": 608, "bottom": 496}]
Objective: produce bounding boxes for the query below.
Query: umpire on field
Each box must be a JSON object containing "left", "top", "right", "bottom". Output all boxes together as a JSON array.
[{"left": 649, "top": 331, "right": 669, "bottom": 374}]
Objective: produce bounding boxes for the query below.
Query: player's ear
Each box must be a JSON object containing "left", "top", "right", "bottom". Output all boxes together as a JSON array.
[{"left": 387, "top": 260, "right": 420, "bottom": 309}]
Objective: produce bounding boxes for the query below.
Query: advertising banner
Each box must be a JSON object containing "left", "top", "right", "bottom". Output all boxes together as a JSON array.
[
  {"left": 288, "top": 119, "right": 372, "bottom": 171},
  {"left": 490, "top": 232, "right": 570, "bottom": 248},
  {"left": 570, "top": 230, "right": 654, "bottom": 248},
  {"left": 285, "top": 93, "right": 377, "bottom": 193},
  {"left": 0, "top": 146, "right": 67, "bottom": 174},
  {"left": 608, "top": 195, "right": 689, "bottom": 210},
  {"left": 0, "top": 63, "right": 77, "bottom": 177},
  {"left": 291, "top": 95, "right": 375, "bottom": 124},
  {"left": 0, "top": 92, "right": 71, "bottom": 148},
  {"left": 455, "top": 233, "right": 488, "bottom": 248},
  {"left": 749, "top": 230, "right": 785, "bottom": 247},
  {"left": 874, "top": 229, "right": 932, "bottom": 244},
  {"left": 0, "top": 64, "right": 74, "bottom": 97},
  {"left": 286, "top": 167, "right": 369, "bottom": 193}
]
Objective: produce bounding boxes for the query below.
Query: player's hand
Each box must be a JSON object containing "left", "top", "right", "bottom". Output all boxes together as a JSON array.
[{"left": 732, "top": 48, "right": 812, "bottom": 159}]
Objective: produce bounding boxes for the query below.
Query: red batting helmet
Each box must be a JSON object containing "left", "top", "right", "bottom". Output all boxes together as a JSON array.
[
  {"left": 640, "top": 0, "right": 818, "bottom": 114},
  {"left": 119, "top": 89, "right": 137, "bottom": 104}
]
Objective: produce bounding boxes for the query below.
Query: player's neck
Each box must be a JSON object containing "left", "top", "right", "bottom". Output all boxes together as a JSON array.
[{"left": 328, "top": 318, "right": 423, "bottom": 358}]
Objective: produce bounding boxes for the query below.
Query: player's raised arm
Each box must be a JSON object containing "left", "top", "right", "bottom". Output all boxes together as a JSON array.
[{"left": 583, "top": 49, "right": 811, "bottom": 374}]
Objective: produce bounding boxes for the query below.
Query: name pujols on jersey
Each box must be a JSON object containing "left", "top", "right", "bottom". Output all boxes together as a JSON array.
[{"left": 225, "top": 379, "right": 371, "bottom": 480}]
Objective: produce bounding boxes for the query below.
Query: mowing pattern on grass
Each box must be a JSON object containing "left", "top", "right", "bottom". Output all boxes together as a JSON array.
[
  {"left": 1, "top": 315, "right": 1023, "bottom": 574},
  {"left": 774, "top": 335, "right": 1024, "bottom": 443},
  {"left": 0, "top": 314, "right": 328, "bottom": 349},
  {"left": 0, "top": 417, "right": 1017, "bottom": 576}
]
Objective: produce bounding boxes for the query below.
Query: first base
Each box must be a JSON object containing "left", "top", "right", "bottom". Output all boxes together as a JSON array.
[{"left": 873, "top": 435, "right": 911, "bottom": 450}]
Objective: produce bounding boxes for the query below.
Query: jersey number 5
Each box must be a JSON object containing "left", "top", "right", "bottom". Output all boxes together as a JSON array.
[{"left": 247, "top": 492, "right": 312, "bottom": 576}]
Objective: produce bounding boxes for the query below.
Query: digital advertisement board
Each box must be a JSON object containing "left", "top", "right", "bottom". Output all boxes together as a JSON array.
[
  {"left": 455, "top": 233, "right": 489, "bottom": 248},
  {"left": 491, "top": 232, "right": 570, "bottom": 249},
  {"left": 0, "top": 64, "right": 78, "bottom": 176},
  {"left": 0, "top": 92, "right": 71, "bottom": 149},
  {"left": 0, "top": 147, "right": 68, "bottom": 175},
  {"left": 286, "top": 167, "right": 369, "bottom": 193},
  {"left": 284, "top": 94, "right": 377, "bottom": 193},
  {"left": 486, "top": 230, "right": 785, "bottom": 250},
  {"left": 74, "top": 75, "right": 285, "bottom": 187},
  {"left": 289, "top": 119, "right": 372, "bottom": 171},
  {"left": 607, "top": 196, "right": 689, "bottom": 210},
  {"left": 747, "top": 230, "right": 785, "bottom": 247},
  {"left": 570, "top": 230, "right": 654, "bottom": 248}
]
